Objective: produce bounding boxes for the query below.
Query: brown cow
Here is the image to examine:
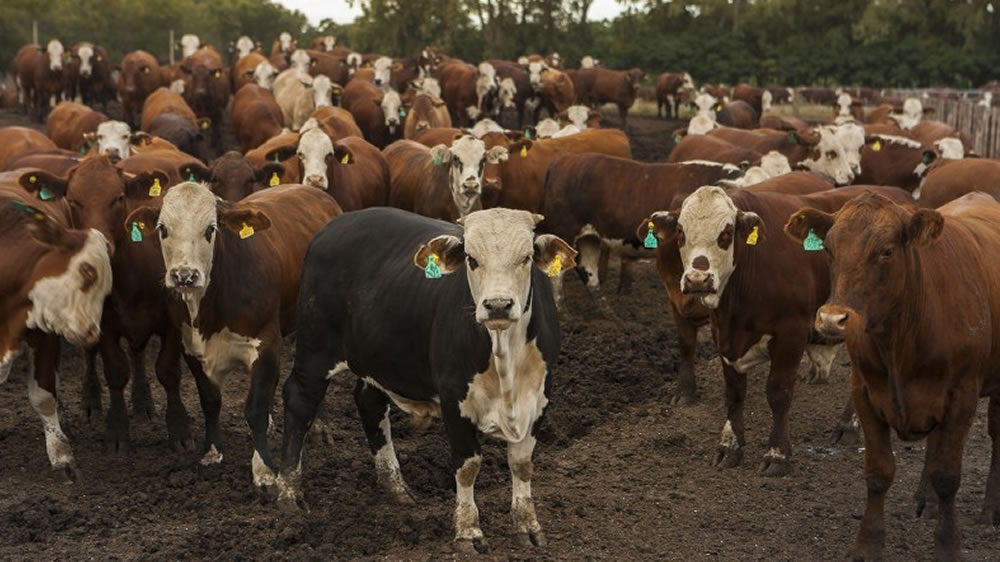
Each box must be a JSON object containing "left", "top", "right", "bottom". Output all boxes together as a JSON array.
[
  {"left": 306, "top": 50, "right": 353, "bottom": 87},
  {"left": 403, "top": 93, "right": 451, "bottom": 139},
  {"left": 231, "top": 85, "right": 285, "bottom": 153},
  {"left": 916, "top": 158, "right": 1000, "bottom": 208},
  {"left": 263, "top": 130, "right": 390, "bottom": 211},
  {"left": 270, "top": 32, "right": 297, "bottom": 70},
  {"left": 178, "top": 151, "right": 286, "bottom": 202},
  {"left": 233, "top": 52, "right": 278, "bottom": 92},
  {"left": 909, "top": 119, "right": 972, "bottom": 149},
  {"left": 436, "top": 61, "right": 498, "bottom": 127},
  {"left": 180, "top": 46, "right": 230, "bottom": 149},
  {"left": 309, "top": 35, "right": 337, "bottom": 52},
  {"left": 12, "top": 44, "right": 42, "bottom": 113},
  {"left": 0, "top": 127, "right": 58, "bottom": 169},
  {"left": 246, "top": 132, "right": 301, "bottom": 184},
  {"left": 384, "top": 136, "right": 508, "bottom": 221},
  {"left": 656, "top": 72, "right": 695, "bottom": 119},
  {"left": 66, "top": 42, "right": 113, "bottom": 109},
  {"left": 571, "top": 68, "right": 643, "bottom": 127},
  {"left": 118, "top": 51, "right": 162, "bottom": 128},
  {"left": 342, "top": 78, "right": 404, "bottom": 149},
  {"left": 141, "top": 88, "right": 213, "bottom": 163},
  {"left": 855, "top": 133, "right": 928, "bottom": 193},
  {"left": 798, "top": 87, "right": 837, "bottom": 105},
  {"left": 0, "top": 179, "right": 113, "bottom": 477},
  {"left": 716, "top": 101, "right": 758, "bottom": 129},
  {"left": 667, "top": 134, "right": 762, "bottom": 166},
  {"left": 641, "top": 184, "right": 913, "bottom": 475},
  {"left": 706, "top": 126, "right": 856, "bottom": 185},
  {"left": 701, "top": 84, "right": 731, "bottom": 101},
  {"left": 4, "top": 149, "right": 81, "bottom": 176},
  {"left": 788, "top": 191, "right": 1000, "bottom": 560},
  {"left": 47, "top": 102, "right": 108, "bottom": 154},
  {"left": 125, "top": 182, "right": 341, "bottom": 490},
  {"left": 309, "top": 106, "right": 363, "bottom": 141},
  {"left": 732, "top": 84, "right": 772, "bottom": 116}
]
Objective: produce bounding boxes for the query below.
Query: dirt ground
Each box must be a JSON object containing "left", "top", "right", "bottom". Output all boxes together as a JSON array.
[{"left": 0, "top": 105, "right": 997, "bottom": 561}]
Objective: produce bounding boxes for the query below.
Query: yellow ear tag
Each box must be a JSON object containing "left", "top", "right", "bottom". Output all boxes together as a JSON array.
[
  {"left": 239, "top": 223, "right": 255, "bottom": 239},
  {"left": 341, "top": 153, "right": 350, "bottom": 164},
  {"left": 547, "top": 254, "right": 562, "bottom": 278},
  {"left": 520, "top": 145, "right": 528, "bottom": 158},
  {"left": 746, "top": 225, "right": 759, "bottom": 246},
  {"left": 29, "top": 175, "right": 37, "bottom": 183},
  {"left": 269, "top": 172, "right": 280, "bottom": 187},
  {"left": 872, "top": 140, "right": 882, "bottom": 152},
  {"left": 201, "top": 121, "right": 210, "bottom": 131},
  {"left": 148, "top": 178, "right": 162, "bottom": 197}
]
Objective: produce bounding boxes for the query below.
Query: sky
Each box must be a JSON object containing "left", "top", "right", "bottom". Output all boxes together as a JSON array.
[{"left": 276, "top": 0, "right": 626, "bottom": 27}]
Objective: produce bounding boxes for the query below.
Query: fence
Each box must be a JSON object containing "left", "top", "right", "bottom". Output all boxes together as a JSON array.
[{"left": 917, "top": 96, "right": 1000, "bottom": 158}]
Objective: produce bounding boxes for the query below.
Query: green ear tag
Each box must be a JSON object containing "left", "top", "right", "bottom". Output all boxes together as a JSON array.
[
  {"left": 39, "top": 186, "right": 55, "bottom": 201},
  {"left": 673, "top": 134, "right": 681, "bottom": 143},
  {"left": 188, "top": 171, "right": 196, "bottom": 182},
  {"left": 432, "top": 153, "right": 442, "bottom": 166},
  {"left": 803, "top": 229, "right": 824, "bottom": 251},
  {"left": 524, "top": 129, "right": 532, "bottom": 140},
  {"left": 786, "top": 132, "right": 797, "bottom": 144},
  {"left": 130, "top": 221, "right": 143, "bottom": 243},
  {"left": 643, "top": 221, "right": 658, "bottom": 249},
  {"left": 424, "top": 254, "right": 442, "bottom": 279},
  {"left": 273, "top": 153, "right": 280, "bottom": 163}
]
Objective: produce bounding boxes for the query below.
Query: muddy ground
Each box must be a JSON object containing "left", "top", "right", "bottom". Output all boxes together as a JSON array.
[{"left": 0, "top": 105, "right": 997, "bottom": 561}]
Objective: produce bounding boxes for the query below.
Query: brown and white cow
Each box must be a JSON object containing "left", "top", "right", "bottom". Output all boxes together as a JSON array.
[
  {"left": 66, "top": 42, "right": 113, "bottom": 109},
  {"left": 732, "top": 84, "right": 773, "bottom": 116},
  {"left": 126, "top": 182, "right": 341, "bottom": 490},
  {"left": 437, "top": 61, "right": 499, "bottom": 126},
  {"left": 269, "top": 32, "right": 297, "bottom": 70},
  {"left": 47, "top": 102, "right": 109, "bottom": 154},
  {"left": 231, "top": 85, "right": 285, "bottom": 153},
  {"left": 557, "top": 104, "right": 601, "bottom": 130},
  {"left": 246, "top": 131, "right": 301, "bottom": 184},
  {"left": 570, "top": 68, "right": 643, "bottom": 127},
  {"left": 308, "top": 106, "right": 364, "bottom": 141},
  {"left": 656, "top": 72, "right": 695, "bottom": 119},
  {"left": 0, "top": 181, "right": 113, "bottom": 476},
  {"left": 787, "top": 191, "right": 1000, "bottom": 560},
  {"left": 141, "top": 88, "right": 213, "bottom": 163},
  {"left": 231, "top": 35, "right": 259, "bottom": 61},
  {"left": 384, "top": 136, "right": 509, "bottom": 221},
  {"left": 309, "top": 35, "right": 338, "bottom": 52},
  {"left": 342, "top": 78, "right": 404, "bottom": 149},
  {"left": 706, "top": 126, "right": 857, "bottom": 185},
  {"left": 31, "top": 40, "right": 69, "bottom": 120},
  {"left": 854, "top": 133, "right": 928, "bottom": 193},
  {"left": 83, "top": 120, "right": 146, "bottom": 163},
  {"left": 118, "top": 51, "right": 162, "bottom": 128},
  {"left": 233, "top": 52, "right": 278, "bottom": 92}
]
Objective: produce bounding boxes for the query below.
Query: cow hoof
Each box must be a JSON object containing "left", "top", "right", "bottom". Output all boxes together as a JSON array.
[
  {"left": 915, "top": 494, "right": 939, "bottom": 519},
  {"left": 713, "top": 445, "right": 743, "bottom": 469},
  {"left": 802, "top": 366, "right": 828, "bottom": 385},
  {"left": 276, "top": 495, "right": 307, "bottom": 513},
  {"left": 454, "top": 538, "right": 490, "bottom": 554},
  {"left": 670, "top": 393, "right": 697, "bottom": 406},
  {"left": 832, "top": 421, "right": 860, "bottom": 446},
  {"left": 131, "top": 393, "right": 155, "bottom": 422},
  {"left": 57, "top": 463, "right": 81, "bottom": 484},
  {"left": 759, "top": 456, "right": 791, "bottom": 477},
  {"left": 514, "top": 530, "right": 547, "bottom": 548}
]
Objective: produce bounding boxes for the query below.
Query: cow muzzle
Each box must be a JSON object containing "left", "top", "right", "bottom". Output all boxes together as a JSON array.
[
  {"left": 482, "top": 297, "right": 516, "bottom": 330},
  {"left": 168, "top": 267, "right": 202, "bottom": 288},
  {"left": 305, "top": 175, "right": 327, "bottom": 189},
  {"left": 103, "top": 147, "right": 121, "bottom": 162},
  {"left": 816, "top": 305, "right": 850, "bottom": 337},
  {"left": 682, "top": 270, "right": 715, "bottom": 295}
]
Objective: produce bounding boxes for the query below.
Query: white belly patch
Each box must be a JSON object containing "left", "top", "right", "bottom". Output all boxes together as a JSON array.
[
  {"left": 182, "top": 324, "right": 262, "bottom": 384},
  {"left": 361, "top": 376, "right": 442, "bottom": 422},
  {"left": 458, "top": 342, "right": 549, "bottom": 443}
]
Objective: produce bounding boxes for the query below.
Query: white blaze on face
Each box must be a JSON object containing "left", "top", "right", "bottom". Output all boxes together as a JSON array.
[
  {"left": 682, "top": 72, "right": 695, "bottom": 91},
  {"left": 498, "top": 78, "right": 517, "bottom": 108},
  {"left": 476, "top": 62, "right": 498, "bottom": 106},
  {"left": 180, "top": 34, "right": 200, "bottom": 58},
  {"left": 936, "top": 137, "right": 964, "bottom": 160},
  {"left": 47, "top": 40, "right": 65, "bottom": 71},
  {"left": 527, "top": 62, "right": 546, "bottom": 89},
  {"left": 468, "top": 118, "right": 503, "bottom": 139},
  {"left": 432, "top": 135, "right": 508, "bottom": 216},
  {"left": 380, "top": 89, "right": 402, "bottom": 132},
  {"left": 322, "top": 36, "right": 336, "bottom": 51},
  {"left": 279, "top": 32, "right": 293, "bottom": 52},
  {"left": 289, "top": 50, "right": 310, "bottom": 73},
  {"left": 311, "top": 74, "right": 333, "bottom": 107},
  {"left": 694, "top": 92, "right": 719, "bottom": 120},
  {"left": 580, "top": 56, "right": 598, "bottom": 69},
  {"left": 27, "top": 230, "right": 112, "bottom": 347},
  {"left": 95, "top": 120, "right": 132, "bottom": 160},
  {"left": 798, "top": 127, "right": 856, "bottom": 186},
  {"left": 564, "top": 105, "right": 589, "bottom": 129},
  {"left": 518, "top": 56, "right": 529, "bottom": 65},
  {"left": 297, "top": 127, "right": 334, "bottom": 188},
  {"left": 253, "top": 61, "right": 277, "bottom": 89},
  {"left": 346, "top": 52, "right": 362, "bottom": 73},
  {"left": 899, "top": 97, "right": 923, "bottom": 129},
  {"left": 836, "top": 93, "right": 852, "bottom": 117},
  {"left": 416, "top": 77, "right": 441, "bottom": 98},
  {"left": 535, "top": 118, "right": 560, "bottom": 138},
  {"left": 829, "top": 122, "right": 864, "bottom": 176},
  {"left": 77, "top": 43, "right": 94, "bottom": 77},
  {"left": 761, "top": 89, "right": 773, "bottom": 113},
  {"left": 157, "top": 182, "right": 220, "bottom": 292},
  {"left": 687, "top": 114, "right": 717, "bottom": 135},
  {"left": 373, "top": 57, "right": 393, "bottom": 88},
  {"left": 235, "top": 36, "right": 255, "bottom": 59},
  {"left": 676, "top": 186, "right": 747, "bottom": 309}
]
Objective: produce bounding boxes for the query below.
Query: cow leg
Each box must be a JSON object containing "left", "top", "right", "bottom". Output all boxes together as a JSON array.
[
  {"left": 914, "top": 446, "right": 939, "bottom": 519},
  {"left": 81, "top": 348, "right": 103, "bottom": 421},
  {"left": 156, "top": 329, "right": 193, "bottom": 451},
  {"left": 617, "top": 256, "right": 635, "bottom": 294},
  {"left": 509, "top": 434, "right": 546, "bottom": 548},
  {"left": 925, "top": 406, "right": 975, "bottom": 562},
  {"left": 27, "top": 334, "right": 78, "bottom": 481},
  {"left": 832, "top": 397, "right": 861, "bottom": 445},
  {"left": 759, "top": 341, "right": 804, "bottom": 477},
  {"left": 656, "top": 96, "right": 663, "bottom": 118},
  {"left": 186, "top": 353, "right": 223, "bottom": 465},
  {"left": 714, "top": 363, "right": 747, "bottom": 469},
  {"left": 618, "top": 103, "right": 628, "bottom": 131},
  {"left": 246, "top": 343, "right": 281, "bottom": 497},
  {"left": 442, "top": 402, "right": 488, "bottom": 553},
  {"left": 979, "top": 393, "right": 1000, "bottom": 525},
  {"left": 803, "top": 344, "right": 838, "bottom": 384},
  {"left": 129, "top": 347, "right": 154, "bottom": 420},
  {"left": 669, "top": 302, "right": 698, "bottom": 406},
  {"left": 98, "top": 322, "right": 132, "bottom": 455},
  {"left": 354, "top": 378, "right": 414, "bottom": 503},
  {"left": 598, "top": 244, "right": 611, "bottom": 286},
  {"left": 849, "top": 378, "right": 895, "bottom": 562}
]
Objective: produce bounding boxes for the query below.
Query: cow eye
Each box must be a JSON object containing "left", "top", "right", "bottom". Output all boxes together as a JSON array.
[
  {"left": 157, "top": 224, "right": 169, "bottom": 238},
  {"left": 879, "top": 246, "right": 893, "bottom": 261},
  {"left": 677, "top": 227, "right": 686, "bottom": 247},
  {"left": 113, "top": 194, "right": 124, "bottom": 207},
  {"left": 718, "top": 228, "right": 733, "bottom": 247},
  {"left": 826, "top": 150, "right": 838, "bottom": 159},
  {"left": 521, "top": 254, "right": 532, "bottom": 266},
  {"left": 204, "top": 224, "right": 217, "bottom": 241},
  {"left": 79, "top": 263, "right": 97, "bottom": 285},
  {"left": 467, "top": 256, "right": 479, "bottom": 270}
]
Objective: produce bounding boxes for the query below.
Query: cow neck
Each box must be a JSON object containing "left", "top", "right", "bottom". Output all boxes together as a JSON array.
[{"left": 484, "top": 279, "right": 536, "bottom": 442}]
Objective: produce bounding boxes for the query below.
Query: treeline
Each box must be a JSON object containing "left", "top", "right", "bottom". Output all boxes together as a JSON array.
[{"left": 3, "top": 0, "right": 998, "bottom": 88}]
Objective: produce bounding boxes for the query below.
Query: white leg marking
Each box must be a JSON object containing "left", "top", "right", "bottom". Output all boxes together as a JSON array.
[
  {"left": 28, "top": 376, "right": 74, "bottom": 469},
  {"left": 765, "top": 447, "right": 786, "bottom": 461},
  {"left": 374, "top": 406, "right": 411, "bottom": 497},
  {"left": 252, "top": 450, "right": 276, "bottom": 487},
  {"left": 49, "top": 95, "right": 57, "bottom": 107},
  {"left": 720, "top": 419, "right": 738, "bottom": 448},
  {"left": 326, "top": 361, "right": 350, "bottom": 380},
  {"left": 276, "top": 458, "right": 303, "bottom": 503},
  {"left": 508, "top": 435, "right": 542, "bottom": 534},
  {"left": 455, "top": 454, "right": 483, "bottom": 540},
  {"left": 200, "top": 444, "right": 223, "bottom": 465}
]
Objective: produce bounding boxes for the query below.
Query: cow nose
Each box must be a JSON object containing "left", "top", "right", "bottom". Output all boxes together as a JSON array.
[
  {"left": 104, "top": 147, "right": 120, "bottom": 161},
  {"left": 683, "top": 270, "right": 715, "bottom": 294},
  {"left": 816, "top": 309, "right": 849, "bottom": 336},
  {"left": 169, "top": 267, "right": 199, "bottom": 287},
  {"left": 483, "top": 298, "right": 514, "bottom": 318},
  {"left": 305, "top": 175, "right": 326, "bottom": 188},
  {"left": 416, "top": 121, "right": 429, "bottom": 131},
  {"left": 374, "top": 78, "right": 383, "bottom": 86},
  {"left": 125, "top": 86, "right": 136, "bottom": 94}
]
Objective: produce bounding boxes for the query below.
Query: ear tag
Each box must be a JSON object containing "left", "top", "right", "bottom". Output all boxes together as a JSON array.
[
  {"left": 424, "top": 254, "right": 442, "bottom": 279},
  {"left": 715, "top": 104, "right": 722, "bottom": 112},
  {"left": 803, "top": 229, "right": 824, "bottom": 251},
  {"left": 547, "top": 254, "right": 563, "bottom": 277},
  {"left": 520, "top": 145, "right": 528, "bottom": 158},
  {"left": 130, "top": 221, "right": 143, "bottom": 243},
  {"left": 872, "top": 140, "right": 882, "bottom": 152},
  {"left": 200, "top": 121, "right": 210, "bottom": 131},
  {"left": 673, "top": 134, "right": 681, "bottom": 143},
  {"left": 643, "top": 221, "right": 658, "bottom": 249},
  {"left": 524, "top": 129, "right": 532, "bottom": 140},
  {"left": 148, "top": 178, "right": 162, "bottom": 197},
  {"left": 12, "top": 200, "right": 43, "bottom": 221},
  {"left": 746, "top": 225, "right": 759, "bottom": 246},
  {"left": 432, "top": 153, "right": 442, "bottom": 166},
  {"left": 39, "top": 186, "right": 55, "bottom": 201},
  {"left": 188, "top": 171, "right": 197, "bottom": 182},
  {"left": 273, "top": 153, "right": 281, "bottom": 163},
  {"left": 239, "top": 223, "right": 255, "bottom": 239},
  {"left": 269, "top": 172, "right": 280, "bottom": 187},
  {"left": 79, "top": 143, "right": 89, "bottom": 155},
  {"left": 341, "top": 153, "right": 350, "bottom": 164},
  {"left": 399, "top": 108, "right": 407, "bottom": 117},
  {"left": 922, "top": 151, "right": 932, "bottom": 164},
  {"left": 786, "top": 132, "right": 797, "bottom": 144}
]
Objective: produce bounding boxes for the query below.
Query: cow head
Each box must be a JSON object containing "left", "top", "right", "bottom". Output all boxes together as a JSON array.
[
  {"left": 527, "top": 61, "right": 547, "bottom": 90},
  {"left": 476, "top": 62, "right": 499, "bottom": 100},
  {"left": 126, "top": 181, "right": 272, "bottom": 294},
  {"left": 413, "top": 77, "right": 441, "bottom": 99},
  {"left": 826, "top": 122, "right": 864, "bottom": 177},
  {"left": 234, "top": 36, "right": 255, "bottom": 59},
  {"left": 278, "top": 32, "right": 294, "bottom": 53},
  {"left": 75, "top": 43, "right": 94, "bottom": 78},
  {"left": 786, "top": 191, "right": 944, "bottom": 337},
  {"left": 794, "top": 127, "right": 856, "bottom": 186},
  {"left": 263, "top": 127, "right": 353, "bottom": 190},
  {"left": 180, "top": 152, "right": 285, "bottom": 202},
  {"left": 546, "top": 52, "right": 562, "bottom": 69},
  {"left": 467, "top": 118, "right": 504, "bottom": 139},
  {"left": 290, "top": 50, "right": 311, "bottom": 73},
  {"left": 534, "top": 119, "right": 560, "bottom": 139},
  {"left": 47, "top": 40, "right": 65, "bottom": 71},
  {"left": 580, "top": 56, "right": 599, "bottom": 69},
  {"left": 429, "top": 135, "right": 508, "bottom": 217},
  {"left": 373, "top": 57, "right": 395, "bottom": 88},
  {"left": 693, "top": 92, "right": 720, "bottom": 119},
  {"left": 414, "top": 208, "right": 576, "bottom": 331},
  {"left": 179, "top": 34, "right": 200, "bottom": 58},
  {"left": 82, "top": 120, "right": 134, "bottom": 162},
  {"left": 375, "top": 89, "right": 403, "bottom": 134},
  {"left": 322, "top": 36, "right": 336, "bottom": 51},
  {"left": 561, "top": 105, "right": 598, "bottom": 129},
  {"left": 625, "top": 68, "right": 644, "bottom": 91},
  {"left": 642, "top": 186, "right": 763, "bottom": 309},
  {"left": 250, "top": 61, "right": 278, "bottom": 89},
  {"left": 687, "top": 114, "right": 718, "bottom": 135},
  {"left": 498, "top": 78, "right": 517, "bottom": 110}
]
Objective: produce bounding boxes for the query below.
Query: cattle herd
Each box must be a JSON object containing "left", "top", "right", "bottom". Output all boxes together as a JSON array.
[{"left": 2, "top": 30, "right": 1000, "bottom": 560}]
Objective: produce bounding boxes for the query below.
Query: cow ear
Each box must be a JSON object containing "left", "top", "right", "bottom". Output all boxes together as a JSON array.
[
  {"left": 414, "top": 234, "right": 464, "bottom": 276},
  {"left": 511, "top": 139, "right": 533, "bottom": 156},
  {"left": 534, "top": 234, "right": 577, "bottom": 274},
  {"left": 130, "top": 131, "right": 153, "bottom": 146},
  {"left": 736, "top": 211, "right": 764, "bottom": 243},
  {"left": 179, "top": 162, "right": 211, "bottom": 183},
  {"left": 18, "top": 171, "right": 67, "bottom": 201},
  {"left": 429, "top": 145, "right": 452, "bottom": 165},
  {"left": 638, "top": 211, "right": 680, "bottom": 245},
  {"left": 906, "top": 209, "right": 943, "bottom": 247},
  {"left": 123, "top": 206, "right": 160, "bottom": 238},
  {"left": 82, "top": 131, "right": 97, "bottom": 142},
  {"left": 392, "top": 62, "right": 403, "bottom": 72},
  {"left": 11, "top": 201, "right": 75, "bottom": 249},
  {"left": 485, "top": 146, "right": 508, "bottom": 164},
  {"left": 785, "top": 207, "right": 832, "bottom": 245},
  {"left": 219, "top": 208, "right": 272, "bottom": 237},
  {"left": 245, "top": 67, "right": 255, "bottom": 76},
  {"left": 264, "top": 144, "right": 298, "bottom": 163},
  {"left": 124, "top": 169, "right": 170, "bottom": 200},
  {"left": 333, "top": 144, "right": 355, "bottom": 165},
  {"left": 255, "top": 163, "right": 286, "bottom": 185}
]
